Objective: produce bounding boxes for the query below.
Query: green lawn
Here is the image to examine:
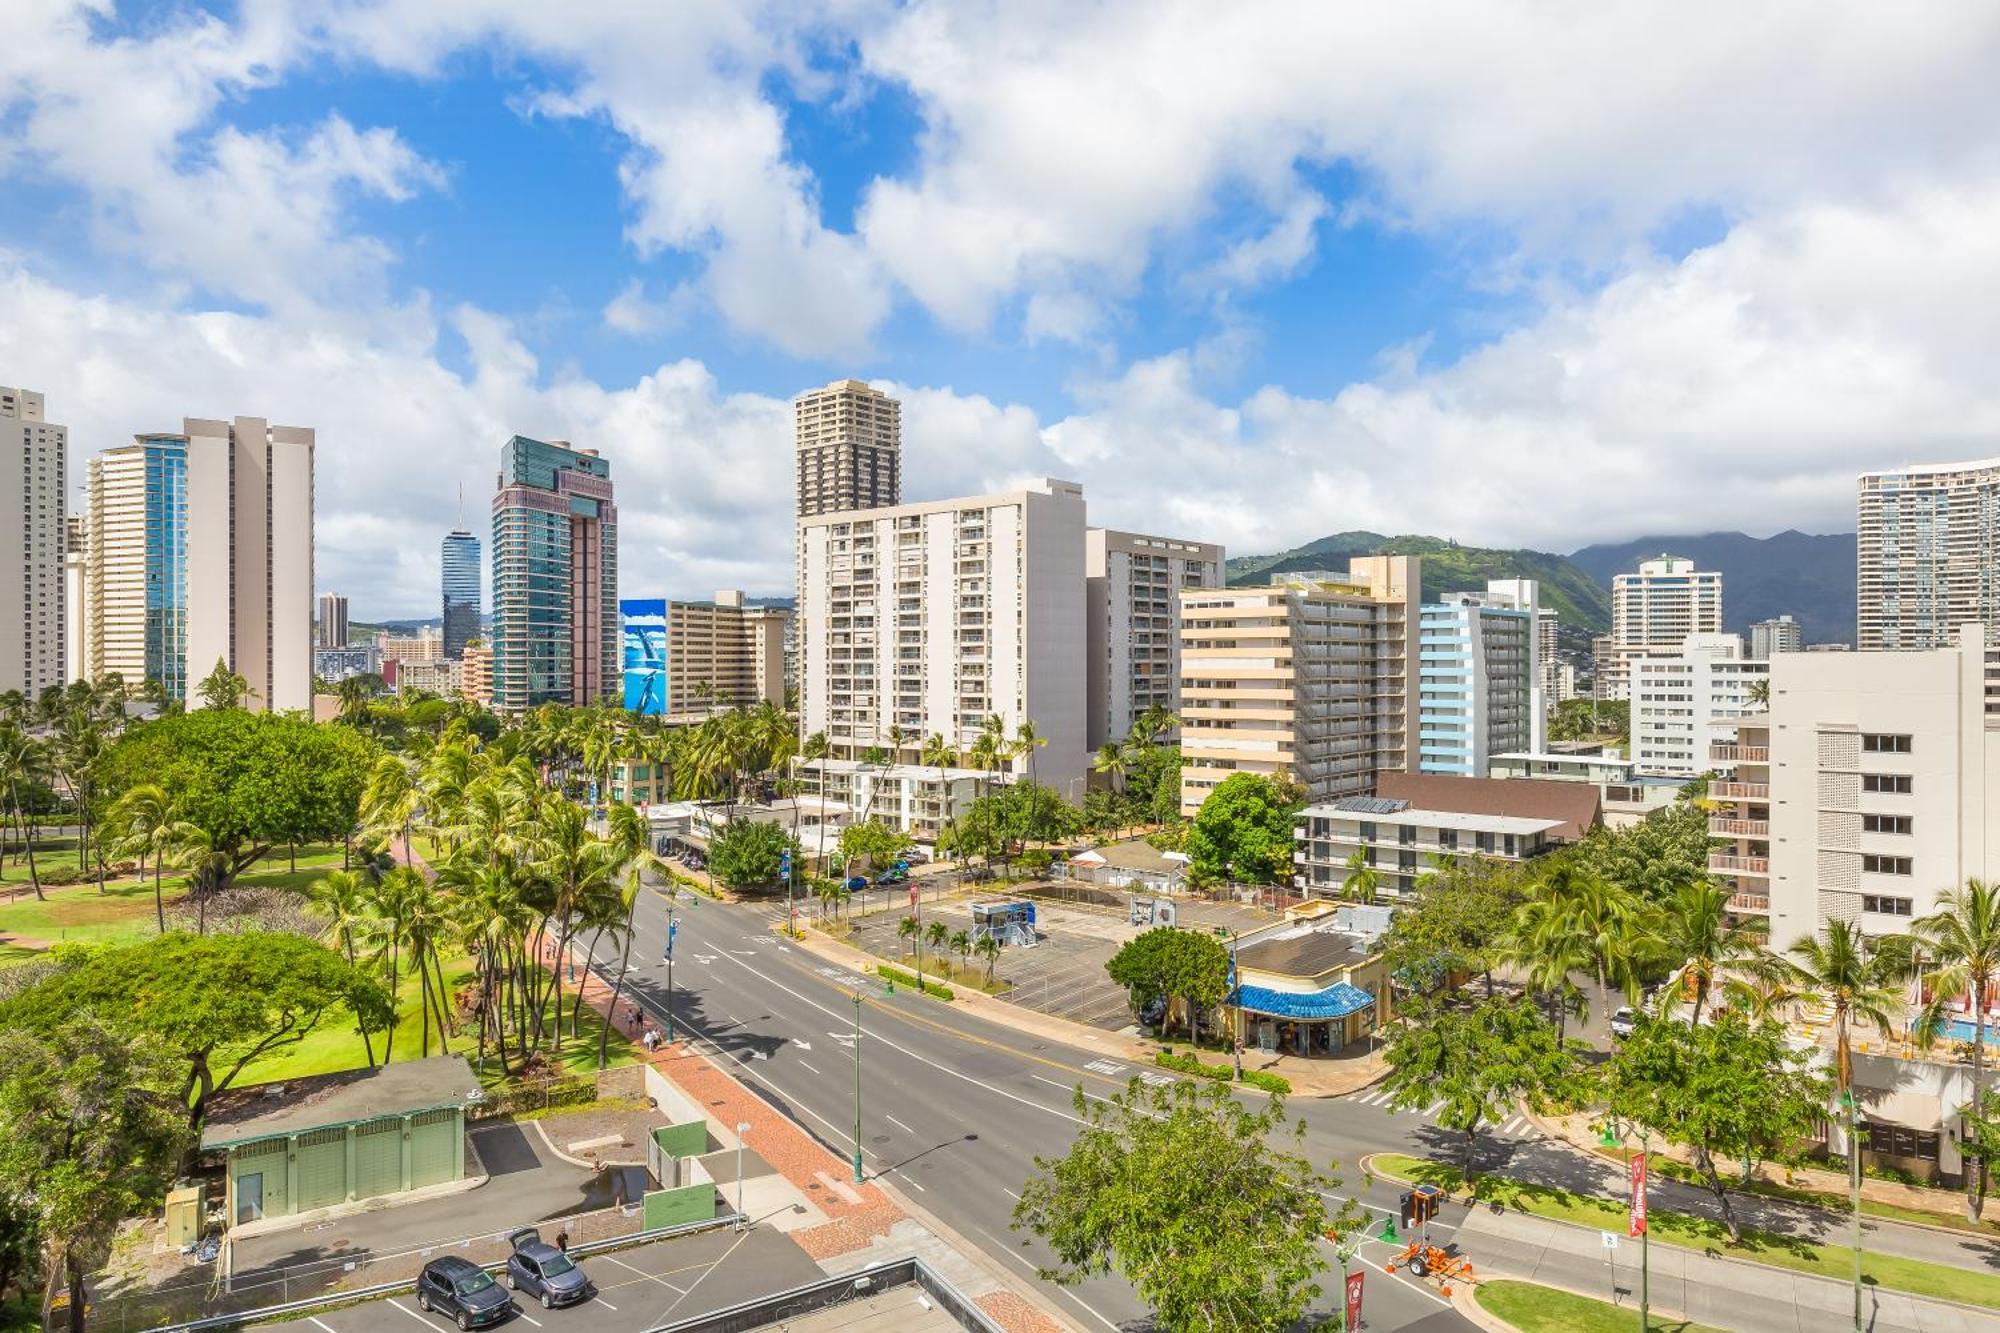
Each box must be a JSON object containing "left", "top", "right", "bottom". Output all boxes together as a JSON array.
[
  {"left": 0, "top": 846, "right": 344, "bottom": 949},
  {"left": 1478, "top": 1280, "right": 1726, "bottom": 1333},
  {"left": 1372, "top": 1155, "right": 2000, "bottom": 1310},
  {"left": 1639, "top": 1150, "right": 2000, "bottom": 1237}
]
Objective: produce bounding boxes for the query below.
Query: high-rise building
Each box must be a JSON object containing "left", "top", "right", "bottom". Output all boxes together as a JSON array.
[
  {"left": 184, "top": 417, "right": 315, "bottom": 713},
  {"left": 1177, "top": 558, "right": 1421, "bottom": 816},
  {"left": 316, "top": 592, "right": 349, "bottom": 649},
  {"left": 459, "top": 639, "right": 492, "bottom": 708},
  {"left": 1628, "top": 632, "right": 1768, "bottom": 778},
  {"left": 378, "top": 626, "right": 444, "bottom": 663},
  {"left": 64, "top": 514, "right": 88, "bottom": 684},
  {"left": 797, "top": 478, "right": 1088, "bottom": 797},
  {"left": 1417, "top": 579, "right": 1542, "bottom": 776},
  {"left": 1535, "top": 607, "right": 1562, "bottom": 710},
  {"left": 619, "top": 591, "right": 788, "bottom": 716},
  {"left": 87, "top": 435, "right": 187, "bottom": 700},
  {"left": 794, "top": 379, "right": 900, "bottom": 519},
  {"left": 1855, "top": 459, "right": 2000, "bottom": 651},
  {"left": 441, "top": 530, "right": 481, "bottom": 659},
  {"left": 1085, "top": 529, "right": 1225, "bottom": 750},
  {"left": 1750, "top": 614, "right": 1803, "bottom": 658},
  {"left": 1597, "top": 555, "right": 1723, "bottom": 701},
  {"left": 491, "top": 436, "right": 617, "bottom": 711},
  {"left": 0, "top": 387, "right": 67, "bottom": 697}
]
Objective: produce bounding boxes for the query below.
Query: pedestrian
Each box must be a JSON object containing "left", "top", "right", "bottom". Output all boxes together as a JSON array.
[{"left": 555, "top": 1228, "right": 569, "bottom": 1255}]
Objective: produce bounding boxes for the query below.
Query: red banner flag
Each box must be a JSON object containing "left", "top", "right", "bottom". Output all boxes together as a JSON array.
[
  {"left": 1629, "top": 1153, "right": 1648, "bottom": 1236},
  {"left": 909, "top": 882, "right": 919, "bottom": 909},
  {"left": 1345, "top": 1270, "right": 1364, "bottom": 1328}
]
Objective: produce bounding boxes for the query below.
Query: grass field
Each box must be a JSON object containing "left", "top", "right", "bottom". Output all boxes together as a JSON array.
[
  {"left": 0, "top": 846, "right": 344, "bottom": 949},
  {"left": 1373, "top": 1154, "right": 2000, "bottom": 1311},
  {"left": 1477, "top": 1280, "right": 1726, "bottom": 1333}
]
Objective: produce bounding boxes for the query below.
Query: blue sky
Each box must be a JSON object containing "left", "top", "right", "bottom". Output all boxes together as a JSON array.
[{"left": 1, "top": 3, "right": 1996, "bottom": 614}]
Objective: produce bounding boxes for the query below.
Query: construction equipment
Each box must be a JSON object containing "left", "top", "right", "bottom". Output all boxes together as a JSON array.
[{"left": 1384, "top": 1239, "right": 1476, "bottom": 1295}]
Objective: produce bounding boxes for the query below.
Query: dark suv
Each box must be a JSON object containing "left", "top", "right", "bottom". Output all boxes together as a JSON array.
[
  {"left": 415, "top": 1256, "right": 512, "bottom": 1329},
  {"left": 504, "top": 1227, "right": 593, "bottom": 1309}
]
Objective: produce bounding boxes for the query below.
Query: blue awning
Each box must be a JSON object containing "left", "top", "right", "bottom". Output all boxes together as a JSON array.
[{"left": 1226, "top": 982, "right": 1375, "bottom": 1021}]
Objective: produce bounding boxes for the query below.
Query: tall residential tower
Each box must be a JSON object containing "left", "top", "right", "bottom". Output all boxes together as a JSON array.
[
  {"left": 0, "top": 387, "right": 67, "bottom": 697},
  {"left": 1085, "top": 528, "right": 1225, "bottom": 750},
  {"left": 441, "top": 530, "right": 481, "bottom": 658},
  {"left": 491, "top": 437, "right": 617, "bottom": 710},
  {"left": 794, "top": 379, "right": 900, "bottom": 519},
  {"left": 316, "top": 592, "right": 349, "bottom": 649},
  {"left": 1857, "top": 458, "right": 2000, "bottom": 651},
  {"left": 1597, "top": 554, "right": 1723, "bottom": 701}
]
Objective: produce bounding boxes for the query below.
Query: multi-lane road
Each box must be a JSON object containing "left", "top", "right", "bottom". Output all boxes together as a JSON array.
[{"left": 579, "top": 886, "right": 1480, "bottom": 1332}]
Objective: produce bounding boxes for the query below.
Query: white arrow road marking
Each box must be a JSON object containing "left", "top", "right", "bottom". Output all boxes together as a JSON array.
[
  {"left": 794, "top": 1040, "right": 811, "bottom": 1051},
  {"left": 828, "top": 1031, "right": 856, "bottom": 1047}
]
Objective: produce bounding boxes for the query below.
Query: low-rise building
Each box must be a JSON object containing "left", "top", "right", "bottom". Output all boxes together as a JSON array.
[
  {"left": 1294, "top": 797, "right": 1565, "bottom": 900},
  {"left": 1489, "top": 749, "right": 1681, "bottom": 828},
  {"left": 1224, "top": 904, "right": 1393, "bottom": 1057},
  {"left": 394, "top": 658, "right": 461, "bottom": 696},
  {"left": 314, "top": 644, "right": 381, "bottom": 682},
  {"left": 608, "top": 756, "right": 670, "bottom": 807},
  {"left": 1628, "top": 633, "right": 1767, "bottom": 778},
  {"left": 794, "top": 758, "right": 986, "bottom": 846}
]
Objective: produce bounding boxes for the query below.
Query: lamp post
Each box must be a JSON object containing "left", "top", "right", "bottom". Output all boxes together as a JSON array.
[
  {"left": 1600, "top": 1116, "right": 1649, "bottom": 1330},
  {"left": 1228, "top": 929, "right": 1243, "bottom": 1080},
  {"left": 852, "top": 988, "right": 866, "bottom": 1183},
  {"left": 662, "top": 895, "right": 683, "bottom": 1044},
  {"left": 1845, "top": 1090, "right": 1864, "bottom": 1332},
  {"left": 736, "top": 1121, "right": 751, "bottom": 1227}
]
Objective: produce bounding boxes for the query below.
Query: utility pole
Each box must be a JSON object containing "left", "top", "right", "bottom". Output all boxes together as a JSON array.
[
  {"left": 663, "top": 900, "right": 679, "bottom": 1043},
  {"left": 852, "top": 989, "right": 865, "bottom": 1183},
  {"left": 1847, "top": 1090, "right": 1863, "bottom": 1332}
]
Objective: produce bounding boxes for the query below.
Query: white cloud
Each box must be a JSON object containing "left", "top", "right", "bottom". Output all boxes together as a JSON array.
[{"left": 601, "top": 279, "right": 694, "bottom": 337}]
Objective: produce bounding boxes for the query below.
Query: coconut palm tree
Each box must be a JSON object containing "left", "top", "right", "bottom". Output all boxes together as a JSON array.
[
  {"left": 310, "top": 869, "right": 382, "bottom": 1065},
  {"left": 1530, "top": 860, "right": 1651, "bottom": 1011},
  {"left": 367, "top": 866, "right": 428, "bottom": 1063},
  {"left": 1779, "top": 920, "right": 1913, "bottom": 1101},
  {"left": 105, "top": 782, "right": 179, "bottom": 932},
  {"left": 951, "top": 928, "right": 972, "bottom": 977},
  {"left": 1910, "top": 879, "right": 2000, "bottom": 1219},
  {"left": 976, "top": 935, "right": 1000, "bottom": 986},
  {"left": 362, "top": 754, "right": 422, "bottom": 865},
  {"left": 1503, "top": 897, "right": 1595, "bottom": 1040},
  {"left": 532, "top": 798, "right": 623, "bottom": 1052},
  {"left": 1340, "top": 846, "right": 1379, "bottom": 905},
  {"left": 0, "top": 722, "right": 47, "bottom": 899},
  {"left": 1652, "top": 877, "right": 1763, "bottom": 1025}
]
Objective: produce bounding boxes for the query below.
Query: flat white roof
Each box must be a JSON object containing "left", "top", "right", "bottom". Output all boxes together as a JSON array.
[
  {"left": 1302, "top": 805, "right": 1564, "bottom": 836},
  {"left": 799, "top": 758, "right": 988, "bottom": 782},
  {"left": 1492, "top": 751, "right": 1635, "bottom": 770}
]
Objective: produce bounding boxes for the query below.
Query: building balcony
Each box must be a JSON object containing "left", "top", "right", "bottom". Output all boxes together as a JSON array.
[
  {"left": 1708, "top": 817, "right": 1769, "bottom": 837},
  {"left": 1726, "top": 892, "right": 1771, "bottom": 914},
  {"left": 1711, "top": 743, "right": 1769, "bottom": 763},
  {"left": 1710, "top": 781, "right": 1769, "bottom": 800},
  {"left": 1710, "top": 852, "right": 1770, "bottom": 877}
]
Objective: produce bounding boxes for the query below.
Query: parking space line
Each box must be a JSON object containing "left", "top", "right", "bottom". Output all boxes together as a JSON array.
[
  {"left": 884, "top": 1114, "right": 913, "bottom": 1134},
  {"left": 514, "top": 1312, "right": 542, "bottom": 1327},
  {"left": 308, "top": 1318, "right": 339, "bottom": 1333},
  {"left": 797, "top": 1060, "right": 819, "bottom": 1075},
  {"left": 594, "top": 1295, "right": 619, "bottom": 1310},
  {"left": 386, "top": 1300, "right": 438, "bottom": 1327}
]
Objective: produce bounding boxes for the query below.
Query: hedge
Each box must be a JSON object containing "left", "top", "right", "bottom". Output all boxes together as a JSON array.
[
  {"left": 877, "top": 963, "right": 954, "bottom": 1001},
  {"left": 1153, "top": 1049, "right": 1292, "bottom": 1095}
]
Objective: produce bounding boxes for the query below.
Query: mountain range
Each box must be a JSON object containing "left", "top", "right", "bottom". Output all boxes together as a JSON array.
[{"left": 1226, "top": 529, "right": 1858, "bottom": 646}]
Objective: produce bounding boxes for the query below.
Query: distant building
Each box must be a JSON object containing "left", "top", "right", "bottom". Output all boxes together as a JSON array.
[
  {"left": 1085, "top": 528, "right": 1224, "bottom": 750},
  {"left": 378, "top": 626, "right": 444, "bottom": 663},
  {"left": 317, "top": 592, "right": 349, "bottom": 649},
  {"left": 619, "top": 591, "right": 788, "bottom": 716},
  {"left": 1627, "top": 633, "right": 1768, "bottom": 778},
  {"left": 1750, "top": 614, "right": 1803, "bottom": 658},
  {"left": 314, "top": 644, "right": 381, "bottom": 682},
  {"left": 795, "top": 758, "right": 985, "bottom": 846},
  {"left": 87, "top": 434, "right": 188, "bottom": 701},
  {"left": 1597, "top": 555, "right": 1723, "bottom": 703},
  {"left": 395, "top": 658, "right": 461, "bottom": 696},
  {"left": 459, "top": 639, "right": 491, "bottom": 707},
  {"left": 0, "top": 387, "right": 67, "bottom": 697},
  {"left": 441, "top": 530, "right": 481, "bottom": 659},
  {"left": 794, "top": 379, "right": 900, "bottom": 520},
  {"left": 491, "top": 436, "right": 617, "bottom": 710},
  {"left": 1857, "top": 458, "right": 2000, "bottom": 651},
  {"left": 1417, "top": 580, "right": 1543, "bottom": 776},
  {"left": 64, "top": 514, "right": 88, "bottom": 684}
]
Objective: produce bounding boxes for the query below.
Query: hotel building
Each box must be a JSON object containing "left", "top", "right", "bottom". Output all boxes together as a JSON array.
[
  {"left": 0, "top": 387, "right": 67, "bottom": 697},
  {"left": 1596, "top": 555, "right": 1723, "bottom": 702},
  {"left": 1085, "top": 528, "right": 1225, "bottom": 750},
  {"left": 1856, "top": 458, "right": 2000, "bottom": 651},
  {"left": 619, "top": 590, "right": 788, "bottom": 716},
  {"left": 1628, "top": 632, "right": 1768, "bottom": 778},
  {"left": 491, "top": 436, "right": 618, "bottom": 710},
  {"left": 1416, "top": 579, "right": 1542, "bottom": 776}
]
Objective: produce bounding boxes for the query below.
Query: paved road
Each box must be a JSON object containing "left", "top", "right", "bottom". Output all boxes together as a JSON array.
[{"left": 589, "top": 887, "right": 1476, "bottom": 1332}]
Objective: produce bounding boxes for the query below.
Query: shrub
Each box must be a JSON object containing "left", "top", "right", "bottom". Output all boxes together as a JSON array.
[
  {"left": 1154, "top": 1048, "right": 1232, "bottom": 1083},
  {"left": 34, "top": 864, "right": 86, "bottom": 886},
  {"left": 877, "top": 964, "right": 954, "bottom": 1001},
  {"left": 1239, "top": 1070, "right": 1292, "bottom": 1095}
]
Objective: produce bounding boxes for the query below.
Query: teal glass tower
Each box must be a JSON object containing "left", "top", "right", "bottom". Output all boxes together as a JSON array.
[
  {"left": 441, "top": 530, "right": 481, "bottom": 659},
  {"left": 490, "top": 437, "right": 617, "bottom": 710}
]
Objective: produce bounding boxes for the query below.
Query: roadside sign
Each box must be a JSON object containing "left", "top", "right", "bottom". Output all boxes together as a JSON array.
[
  {"left": 909, "top": 881, "right": 919, "bottom": 909},
  {"left": 1344, "top": 1271, "right": 1363, "bottom": 1329},
  {"left": 1600, "top": 1230, "right": 1619, "bottom": 1250},
  {"left": 1629, "top": 1154, "right": 1648, "bottom": 1236}
]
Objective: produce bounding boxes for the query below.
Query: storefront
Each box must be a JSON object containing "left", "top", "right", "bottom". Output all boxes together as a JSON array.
[{"left": 1223, "top": 911, "right": 1390, "bottom": 1058}]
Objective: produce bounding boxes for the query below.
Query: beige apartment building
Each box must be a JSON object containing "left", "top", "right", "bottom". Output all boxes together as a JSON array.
[
  {"left": 393, "top": 658, "right": 461, "bottom": 696},
  {"left": 64, "top": 514, "right": 88, "bottom": 684},
  {"left": 1712, "top": 623, "right": 2000, "bottom": 947},
  {"left": 1086, "top": 528, "right": 1224, "bottom": 750},
  {"left": 795, "top": 379, "right": 900, "bottom": 519},
  {"left": 0, "top": 387, "right": 67, "bottom": 698},
  {"left": 379, "top": 626, "right": 445, "bottom": 663},
  {"left": 459, "top": 639, "right": 492, "bottom": 707},
  {"left": 1596, "top": 555, "right": 1722, "bottom": 702},
  {"left": 796, "top": 478, "right": 1089, "bottom": 799},
  {"left": 649, "top": 591, "right": 788, "bottom": 714},
  {"left": 1857, "top": 457, "right": 2000, "bottom": 651},
  {"left": 1177, "top": 557, "right": 1420, "bottom": 816}
]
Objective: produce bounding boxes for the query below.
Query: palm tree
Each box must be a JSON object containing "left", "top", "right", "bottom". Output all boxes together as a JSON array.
[
  {"left": 105, "top": 783, "right": 179, "bottom": 932},
  {"left": 362, "top": 754, "right": 422, "bottom": 865},
  {"left": 166, "top": 823, "right": 232, "bottom": 935},
  {"left": 1910, "top": 879, "right": 2000, "bottom": 1219},
  {"left": 1653, "top": 878, "right": 1763, "bottom": 1025},
  {"left": 1531, "top": 860, "right": 1650, "bottom": 1010},
  {"left": 532, "top": 799, "right": 623, "bottom": 1052},
  {"left": 897, "top": 914, "right": 920, "bottom": 959},
  {"left": 926, "top": 919, "right": 949, "bottom": 961},
  {"left": 950, "top": 928, "right": 972, "bottom": 977},
  {"left": 1340, "top": 846, "right": 1379, "bottom": 905},
  {"left": 309, "top": 869, "right": 382, "bottom": 1065},
  {"left": 975, "top": 935, "right": 1000, "bottom": 986},
  {"left": 1503, "top": 897, "right": 1594, "bottom": 1041},
  {"left": 1746, "top": 678, "right": 1771, "bottom": 708},
  {"left": 368, "top": 867, "right": 427, "bottom": 1063},
  {"left": 1780, "top": 920, "right": 1912, "bottom": 1101},
  {"left": 0, "top": 723, "right": 46, "bottom": 900}
]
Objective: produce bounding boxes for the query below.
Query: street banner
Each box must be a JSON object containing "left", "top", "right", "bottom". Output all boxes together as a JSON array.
[
  {"left": 1629, "top": 1153, "right": 1647, "bottom": 1236},
  {"left": 910, "top": 881, "right": 919, "bottom": 909},
  {"left": 1345, "top": 1270, "right": 1363, "bottom": 1328}
]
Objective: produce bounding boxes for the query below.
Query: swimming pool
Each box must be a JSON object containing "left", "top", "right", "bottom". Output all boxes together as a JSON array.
[{"left": 1938, "top": 1018, "right": 2000, "bottom": 1046}]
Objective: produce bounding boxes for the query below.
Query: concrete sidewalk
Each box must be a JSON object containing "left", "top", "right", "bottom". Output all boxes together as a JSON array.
[{"left": 1456, "top": 1202, "right": 1995, "bottom": 1333}]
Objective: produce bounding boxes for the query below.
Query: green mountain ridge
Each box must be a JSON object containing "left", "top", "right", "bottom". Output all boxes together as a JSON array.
[{"left": 1225, "top": 532, "right": 1613, "bottom": 635}]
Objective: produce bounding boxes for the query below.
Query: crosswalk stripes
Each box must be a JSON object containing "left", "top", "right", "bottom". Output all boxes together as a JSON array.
[{"left": 1334, "top": 1088, "right": 1543, "bottom": 1140}]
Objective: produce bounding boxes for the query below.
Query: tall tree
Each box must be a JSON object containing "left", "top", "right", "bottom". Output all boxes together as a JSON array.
[
  {"left": 1185, "top": 772, "right": 1299, "bottom": 886},
  {"left": 1014, "top": 1078, "right": 1365, "bottom": 1333},
  {"left": 1909, "top": 878, "right": 2000, "bottom": 1220},
  {"left": 103, "top": 783, "right": 183, "bottom": 932},
  {"left": 0, "top": 724, "right": 47, "bottom": 900},
  {"left": 192, "top": 658, "right": 254, "bottom": 711},
  {"left": 1778, "top": 920, "right": 1911, "bottom": 1099},
  {"left": 1381, "top": 995, "right": 1581, "bottom": 1172},
  {"left": 308, "top": 869, "right": 381, "bottom": 1066},
  {"left": 1652, "top": 877, "right": 1762, "bottom": 1025}
]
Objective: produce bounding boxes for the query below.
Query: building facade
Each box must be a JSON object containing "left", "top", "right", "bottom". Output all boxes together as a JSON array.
[
  {"left": 1750, "top": 614, "right": 1803, "bottom": 658},
  {"left": 314, "top": 645, "right": 381, "bottom": 682},
  {"left": 458, "top": 639, "right": 491, "bottom": 707},
  {"left": 1857, "top": 458, "right": 2000, "bottom": 651},
  {"left": 63, "top": 514, "right": 88, "bottom": 684},
  {"left": 1177, "top": 559, "right": 1420, "bottom": 816},
  {"left": 1085, "top": 528, "right": 1224, "bottom": 750},
  {"left": 378, "top": 626, "right": 444, "bottom": 663},
  {"left": 795, "top": 758, "right": 986, "bottom": 845},
  {"left": 491, "top": 436, "right": 618, "bottom": 710},
  {"left": 394, "top": 658, "right": 461, "bottom": 696},
  {"left": 796, "top": 478, "right": 1089, "bottom": 797},
  {"left": 0, "top": 387, "right": 67, "bottom": 697},
  {"left": 619, "top": 591, "right": 788, "bottom": 716},
  {"left": 1417, "top": 580, "right": 1542, "bottom": 776},
  {"left": 794, "top": 379, "right": 900, "bottom": 519},
  {"left": 441, "top": 530, "right": 481, "bottom": 659},
  {"left": 316, "top": 592, "right": 348, "bottom": 649},
  {"left": 86, "top": 435, "right": 187, "bottom": 700},
  {"left": 1628, "top": 633, "right": 1769, "bottom": 778},
  {"left": 1598, "top": 555, "right": 1723, "bottom": 701},
  {"left": 1295, "top": 796, "right": 1565, "bottom": 900}
]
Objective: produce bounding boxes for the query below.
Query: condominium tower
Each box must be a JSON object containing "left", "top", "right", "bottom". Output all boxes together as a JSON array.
[
  {"left": 619, "top": 590, "right": 789, "bottom": 716},
  {"left": 1086, "top": 528, "right": 1225, "bottom": 750},
  {"left": 1596, "top": 555, "right": 1723, "bottom": 701},
  {"left": 1177, "top": 557, "right": 1421, "bottom": 816},
  {"left": 796, "top": 478, "right": 1089, "bottom": 797},
  {"left": 1856, "top": 458, "right": 2000, "bottom": 651},
  {"left": 795, "top": 380, "right": 900, "bottom": 519},
  {"left": 1750, "top": 615, "right": 1803, "bottom": 658},
  {"left": 0, "top": 387, "right": 67, "bottom": 697},
  {"left": 490, "top": 436, "right": 617, "bottom": 710},
  {"left": 1628, "top": 632, "right": 1768, "bottom": 778},
  {"left": 1417, "top": 580, "right": 1542, "bottom": 776},
  {"left": 87, "top": 435, "right": 186, "bottom": 700},
  {"left": 316, "top": 592, "right": 349, "bottom": 649},
  {"left": 63, "top": 515, "right": 88, "bottom": 684},
  {"left": 441, "top": 530, "right": 481, "bottom": 658}
]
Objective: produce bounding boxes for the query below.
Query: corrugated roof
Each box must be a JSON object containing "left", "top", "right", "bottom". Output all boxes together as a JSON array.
[
  {"left": 1227, "top": 982, "right": 1375, "bottom": 1020},
  {"left": 202, "top": 1056, "right": 483, "bottom": 1149},
  {"left": 1237, "top": 926, "right": 1369, "bottom": 978}
]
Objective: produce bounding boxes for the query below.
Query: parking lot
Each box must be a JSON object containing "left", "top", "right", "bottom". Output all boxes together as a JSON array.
[
  {"left": 846, "top": 887, "right": 1279, "bottom": 1031},
  {"left": 262, "top": 1221, "right": 825, "bottom": 1333}
]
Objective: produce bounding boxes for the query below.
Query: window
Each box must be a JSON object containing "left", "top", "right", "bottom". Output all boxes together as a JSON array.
[
  {"left": 1862, "top": 774, "right": 1913, "bottom": 794},
  {"left": 1862, "top": 855, "right": 1912, "bottom": 876},
  {"left": 1862, "top": 814, "right": 1912, "bottom": 835},
  {"left": 1861, "top": 894, "right": 1913, "bottom": 916},
  {"left": 1862, "top": 733, "right": 1913, "bottom": 753},
  {"left": 1865, "top": 1122, "right": 1939, "bottom": 1162}
]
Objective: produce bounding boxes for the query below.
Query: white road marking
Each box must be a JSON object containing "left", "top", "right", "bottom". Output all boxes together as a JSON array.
[
  {"left": 514, "top": 1313, "right": 542, "bottom": 1327},
  {"left": 386, "top": 1300, "right": 437, "bottom": 1327},
  {"left": 885, "top": 1114, "right": 914, "bottom": 1134},
  {"left": 1001, "top": 1186, "right": 1020, "bottom": 1200},
  {"left": 750, "top": 1050, "right": 770, "bottom": 1060},
  {"left": 794, "top": 1040, "right": 812, "bottom": 1051},
  {"left": 594, "top": 1296, "right": 619, "bottom": 1311},
  {"left": 1356, "top": 1251, "right": 1450, "bottom": 1305},
  {"left": 309, "top": 1319, "right": 340, "bottom": 1333},
  {"left": 798, "top": 1060, "right": 820, "bottom": 1075},
  {"left": 901, "top": 1175, "right": 927, "bottom": 1192}
]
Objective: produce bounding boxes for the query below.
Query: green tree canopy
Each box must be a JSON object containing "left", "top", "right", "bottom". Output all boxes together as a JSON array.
[
  {"left": 708, "top": 818, "right": 797, "bottom": 889},
  {"left": 97, "top": 710, "right": 378, "bottom": 893},
  {"left": 1382, "top": 995, "right": 1581, "bottom": 1171},
  {"left": 1604, "top": 1012, "right": 1830, "bottom": 1241},
  {"left": 1105, "top": 926, "right": 1229, "bottom": 1036},
  {"left": 1185, "top": 773, "right": 1299, "bottom": 885},
  {"left": 837, "top": 818, "right": 913, "bottom": 873},
  {"left": 0, "top": 932, "right": 393, "bottom": 1130},
  {"left": 1014, "top": 1078, "right": 1363, "bottom": 1333},
  {"left": 1570, "top": 801, "right": 1716, "bottom": 903},
  {"left": 1382, "top": 857, "right": 1525, "bottom": 996}
]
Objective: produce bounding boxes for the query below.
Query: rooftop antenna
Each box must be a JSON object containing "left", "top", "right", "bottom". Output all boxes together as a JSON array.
[{"left": 456, "top": 481, "right": 464, "bottom": 531}]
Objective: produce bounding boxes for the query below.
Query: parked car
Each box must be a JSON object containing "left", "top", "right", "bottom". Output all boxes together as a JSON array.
[
  {"left": 1138, "top": 996, "right": 1168, "bottom": 1031},
  {"left": 903, "top": 848, "right": 929, "bottom": 864},
  {"left": 416, "top": 1256, "right": 513, "bottom": 1329},
  {"left": 1609, "top": 1006, "right": 1638, "bottom": 1039},
  {"left": 873, "top": 866, "right": 909, "bottom": 886},
  {"left": 505, "top": 1228, "right": 592, "bottom": 1309}
]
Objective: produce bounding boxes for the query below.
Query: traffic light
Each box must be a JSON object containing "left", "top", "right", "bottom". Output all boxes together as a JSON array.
[{"left": 1399, "top": 1191, "right": 1415, "bottom": 1229}]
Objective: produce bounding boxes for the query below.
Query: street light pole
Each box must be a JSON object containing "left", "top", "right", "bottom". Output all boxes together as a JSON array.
[
  {"left": 1847, "top": 1090, "right": 1863, "bottom": 1332},
  {"left": 1640, "top": 1126, "right": 1650, "bottom": 1333},
  {"left": 735, "top": 1121, "right": 751, "bottom": 1227},
  {"left": 663, "top": 903, "right": 678, "bottom": 1044},
  {"left": 852, "top": 989, "right": 865, "bottom": 1183}
]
